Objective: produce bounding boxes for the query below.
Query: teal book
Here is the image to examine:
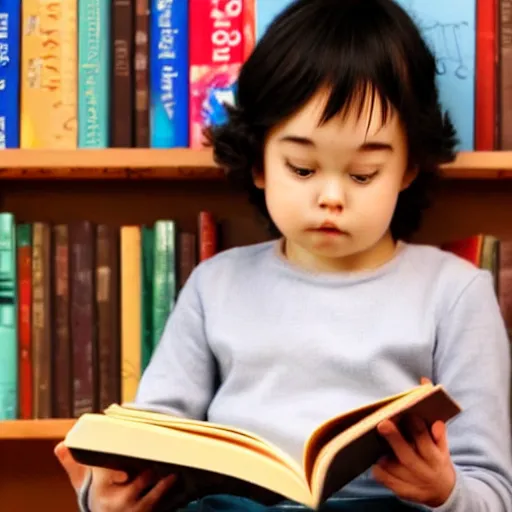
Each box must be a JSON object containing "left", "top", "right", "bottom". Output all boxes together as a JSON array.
[
  {"left": 141, "top": 226, "right": 154, "bottom": 372},
  {"left": 395, "top": 0, "right": 476, "bottom": 151},
  {"left": 0, "top": 213, "right": 17, "bottom": 419},
  {"left": 78, "top": 0, "right": 111, "bottom": 147},
  {"left": 152, "top": 220, "right": 176, "bottom": 350}
]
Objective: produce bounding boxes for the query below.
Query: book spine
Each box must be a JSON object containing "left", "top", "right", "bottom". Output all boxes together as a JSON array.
[
  {"left": 152, "top": 221, "right": 171, "bottom": 348},
  {"left": 78, "top": 0, "right": 111, "bottom": 148},
  {"left": 96, "top": 224, "right": 121, "bottom": 410},
  {"left": 17, "top": 224, "right": 32, "bottom": 419},
  {"left": 134, "top": 0, "right": 150, "bottom": 147},
  {"left": 111, "top": 0, "right": 134, "bottom": 147},
  {"left": 141, "top": 225, "right": 154, "bottom": 371},
  {"left": 199, "top": 211, "right": 217, "bottom": 261},
  {"left": 189, "top": 0, "right": 247, "bottom": 148},
  {"left": 121, "top": 226, "right": 141, "bottom": 403},
  {"left": 70, "top": 221, "right": 97, "bottom": 416},
  {"left": 53, "top": 224, "right": 71, "bottom": 418},
  {"left": 149, "top": 0, "right": 189, "bottom": 148},
  {"left": 20, "top": 0, "right": 77, "bottom": 148},
  {"left": 0, "top": 1, "right": 21, "bottom": 148},
  {"left": 499, "top": 0, "right": 512, "bottom": 148},
  {"left": 475, "top": 0, "right": 496, "bottom": 149},
  {"left": 32, "top": 222, "right": 52, "bottom": 419},
  {"left": 0, "top": 213, "right": 16, "bottom": 419},
  {"left": 178, "top": 232, "right": 196, "bottom": 290}
]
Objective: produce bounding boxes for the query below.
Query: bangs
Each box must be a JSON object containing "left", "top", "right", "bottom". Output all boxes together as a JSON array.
[{"left": 239, "top": 0, "right": 417, "bottom": 132}]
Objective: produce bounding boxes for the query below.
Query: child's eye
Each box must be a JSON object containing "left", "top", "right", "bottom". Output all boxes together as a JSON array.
[
  {"left": 350, "top": 171, "right": 379, "bottom": 184},
  {"left": 285, "top": 161, "right": 315, "bottom": 178}
]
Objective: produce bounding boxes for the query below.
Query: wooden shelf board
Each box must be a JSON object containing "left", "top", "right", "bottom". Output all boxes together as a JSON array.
[
  {"left": 0, "top": 148, "right": 511, "bottom": 179},
  {"left": 0, "top": 419, "right": 75, "bottom": 440}
]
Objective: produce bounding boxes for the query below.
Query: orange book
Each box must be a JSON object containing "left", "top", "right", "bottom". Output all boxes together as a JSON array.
[
  {"left": 120, "top": 226, "right": 141, "bottom": 403},
  {"left": 20, "top": 0, "right": 77, "bottom": 148},
  {"left": 64, "top": 382, "right": 460, "bottom": 510}
]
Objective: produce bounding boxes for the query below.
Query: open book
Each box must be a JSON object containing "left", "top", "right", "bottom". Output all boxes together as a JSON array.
[{"left": 64, "top": 383, "right": 461, "bottom": 510}]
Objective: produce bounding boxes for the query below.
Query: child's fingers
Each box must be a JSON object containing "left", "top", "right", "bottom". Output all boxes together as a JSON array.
[
  {"left": 372, "top": 462, "right": 421, "bottom": 502},
  {"left": 431, "top": 421, "right": 449, "bottom": 453},
  {"left": 138, "top": 473, "right": 177, "bottom": 510},
  {"left": 407, "top": 416, "right": 440, "bottom": 465},
  {"left": 377, "top": 420, "right": 429, "bottom": 475}
]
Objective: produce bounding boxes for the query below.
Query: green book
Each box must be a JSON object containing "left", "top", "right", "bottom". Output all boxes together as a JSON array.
[
  {"left": 0, "top": 213, "right": 17, "bottom": 419},
  {"left": 141, "top": 226, "right": 154, "bottom": 372},
  {"left": 152, "top": 220, "right": 176, "bottom": 351}
]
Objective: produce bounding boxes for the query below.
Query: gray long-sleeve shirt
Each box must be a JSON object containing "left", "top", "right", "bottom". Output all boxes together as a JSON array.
[{"left": 79, "top": 240, "right": 512, "bottom": 511}]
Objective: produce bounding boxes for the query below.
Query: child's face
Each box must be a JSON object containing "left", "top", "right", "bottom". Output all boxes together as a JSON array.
[{"left": 254, "top": 88, "right": 415, "bottom": 272}]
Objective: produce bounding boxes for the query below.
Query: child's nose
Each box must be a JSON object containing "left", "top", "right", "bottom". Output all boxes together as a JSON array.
[{"left": 318, "top": 183, "right": 344, "bottom": 213}]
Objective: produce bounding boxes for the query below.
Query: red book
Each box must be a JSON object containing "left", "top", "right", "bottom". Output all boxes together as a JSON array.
[
  {"left": 17, "top": 229, "right": 32, "bottom": 419},
  {"left": 189, "top": 0, "right": 255, "bottom": 148},
  {"left": 475, "top": 0, "right": 496, "bottom": 150}
]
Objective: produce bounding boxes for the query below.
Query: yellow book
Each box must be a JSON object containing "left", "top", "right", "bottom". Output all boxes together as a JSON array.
[
  {"left": 120, "top": 226, "right": 141, "bottom": 404},
  {"left": 64, "top": 382, "right": 461, "bottom": 510},
  {"left": 20, "top": 0, "right": 77, "bottom": 148}
]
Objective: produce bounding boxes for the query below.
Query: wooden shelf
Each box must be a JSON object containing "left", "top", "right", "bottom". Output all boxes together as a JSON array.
[
  {"left": 0, "top": 148, "right": 510, "bottom": 179},
  {"left": 0, "top": 419, "right": 75, "bottom": 440},
  {"left": 0, "top": 148, "right": 224, "bottom": 179}
]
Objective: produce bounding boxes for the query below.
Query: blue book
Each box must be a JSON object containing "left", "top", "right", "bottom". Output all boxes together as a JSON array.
[
  {"left": 256, "top": 0, "right": 294, "bottom": 41},
  {"left": 0, "top": 213, "right": 16, "bottom": 419},
  {"left": 150, "top": 0, "right": 189, "bottom": 148},
  {"left": 78, "top": 0, "right": 110, "bottom": 148},
  {"left": 0, "top": 1, "right": 20, "bottom": 149},
  {"left": 396, "top": 0, "right": 476, "bottom": 151}
]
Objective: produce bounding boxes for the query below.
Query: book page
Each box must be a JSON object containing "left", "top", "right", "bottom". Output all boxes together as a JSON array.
[
  {"left": 309, "top": 385, "right": 461, "bottom": 506},
  {"left": 65, "top": 414, "right": 314, "bottom": 507},
  {"left": 302, "top": 384, "right": 429, "bottom": 482}
]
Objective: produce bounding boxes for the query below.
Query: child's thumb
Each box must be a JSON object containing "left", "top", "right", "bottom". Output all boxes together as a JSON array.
[{"left": 54, "top": 441, "right": 89, "bottom": 492}]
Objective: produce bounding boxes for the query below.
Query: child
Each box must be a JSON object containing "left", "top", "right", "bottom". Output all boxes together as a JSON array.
[{"left": 63, "top": 0, "right": 512, "bottom": 510}]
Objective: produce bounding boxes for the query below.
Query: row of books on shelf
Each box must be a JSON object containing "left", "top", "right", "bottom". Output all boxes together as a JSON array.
[
  {"left": 0, "top": 215, "right": 510, "bottom": 421},
  {"left": 0, "top": 211, "right": 218, "bottom": 421},
  {"left": 0, "top": 0, "right": 504, "bottom": 152}
]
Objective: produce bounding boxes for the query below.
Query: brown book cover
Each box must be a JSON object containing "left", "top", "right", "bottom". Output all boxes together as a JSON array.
[
  {"left": 70, "top": 221, "right": 97, "bottom": 417},
  {"left": 134, "top": 0, "right": 149, "bottom": 147},
  {"left": 96, "top": 225, "right": 121, "bottom": 410},
  {"left": 52, "top": 224, "right": 72, "bottom": 418},
  {"left": 65, "top": 383, "right": 461, "bottom": 510},
  {"left": 32, "top": 222, "right": 52, "bottom": 419},
  {"left": 111, "top": 0, "right": 134, "bottom": 147},
  {"left": 499, "top": 0, "right": 512, "bottom": 148},
  {"left": 178, "top": 232, "right": 197, "bottom": 289}
]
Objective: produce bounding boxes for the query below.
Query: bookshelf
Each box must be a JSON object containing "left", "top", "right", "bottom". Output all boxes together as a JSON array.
[
  {"left": 0, "top": 148, "right": 511, "bottom": 179},
  {"left": 2, "top": 149, "right": 512, "bottom": 512}
]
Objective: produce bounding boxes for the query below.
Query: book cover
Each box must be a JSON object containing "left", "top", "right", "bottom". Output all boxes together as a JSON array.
[
  {"left": 395, "top": 0, "right": 476, "bottom": 151},
  {"left": 20, "top": 0, "right": 78, "bottom": 148},
  {"left": 0, "top": 1, "right": 21, "bottom": 148},
  {"left": 0, "top": 213, "right": 16, "bottom": 419},
  {"left": 189, "top": 0, "right": 254, "bottom": 148},
  {"left": 149, "top": 0, "right": 188, "bottom": 148},
  {"left": 78, "top": 0, "right": 110, "bottom": 147}
]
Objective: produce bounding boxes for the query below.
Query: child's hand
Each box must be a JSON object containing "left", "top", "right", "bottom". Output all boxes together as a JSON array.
[
  {"left": 372, "top": 416, "right": 456, "bottom": 508},
  {"left": 89, "top": 467, "right": 176, "bottom": 511}
]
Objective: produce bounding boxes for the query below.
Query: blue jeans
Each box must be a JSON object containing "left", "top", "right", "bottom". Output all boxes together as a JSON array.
[{"left": 179, "top": 494, "right": 425, "bottom": 511}]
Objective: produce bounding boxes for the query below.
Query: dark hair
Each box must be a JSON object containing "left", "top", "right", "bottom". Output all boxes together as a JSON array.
[{"left": 205, "top": 0, "right": 457, "bottom": 240}]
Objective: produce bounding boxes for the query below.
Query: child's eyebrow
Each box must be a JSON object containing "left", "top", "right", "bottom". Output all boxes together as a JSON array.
[
  {"left": 279, "top": 136, "right": 393, "bottom": 153},
  {"left": 358, "top": 142, "right": 393, "bottom": 152}
]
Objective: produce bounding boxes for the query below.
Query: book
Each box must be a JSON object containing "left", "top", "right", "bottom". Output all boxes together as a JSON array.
[{"left": 64, "top": 382, "right": 461, "bottom": 510}]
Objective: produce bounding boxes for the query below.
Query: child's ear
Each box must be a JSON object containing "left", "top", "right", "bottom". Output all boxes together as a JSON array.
[
  {"left": 252, "top": 168, "right": 265, "bottom": 189},
  {"left": 400, "top": 166, "right": 418, "bottom": 191}
]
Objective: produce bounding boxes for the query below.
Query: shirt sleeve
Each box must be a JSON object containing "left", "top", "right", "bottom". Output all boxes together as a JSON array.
[
  {"left": 132, "top": 264, "right": 217, "bottom": 419},
  {"left": 431, "top": 270, "right": 512, "bottom": 511}
]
